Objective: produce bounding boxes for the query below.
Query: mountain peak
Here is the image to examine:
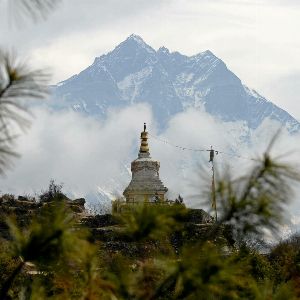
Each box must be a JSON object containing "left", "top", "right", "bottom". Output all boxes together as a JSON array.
[
  {"left": 193, "top": 49, "right": 217, "bottom": 59},
  {"left": 158, "top": 46, "right": 170, "bottom": 54},
  {"left": 124, "top": 34, "right": 150, "bottom": 49},
  {"left": 158, "top": 46, "right": 169, "bottom": 52},
  {"left": 115, "top": 34, "right": 155, "bottom": 55},
  {"left": 54, "top": 35, "right": 300, "bottom": 133},
  {"left": 203, "top": 50, "right": 214, "bottom": 56},
  {"left": 127, "top": 34, "right": 145, "bottom": 44}
]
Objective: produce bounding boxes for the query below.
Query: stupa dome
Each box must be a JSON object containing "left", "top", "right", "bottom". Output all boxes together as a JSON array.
[{"left": 123, "top": 124, "right": 168, "bottom": 203}]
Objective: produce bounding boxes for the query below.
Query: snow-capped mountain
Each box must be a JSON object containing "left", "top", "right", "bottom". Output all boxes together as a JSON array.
[{"left": 53, "top": 34, "right": 300, "bottom": 132}]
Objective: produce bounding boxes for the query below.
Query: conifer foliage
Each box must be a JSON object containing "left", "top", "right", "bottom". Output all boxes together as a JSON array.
[{"left": 1, "top": 1, "right": 300, "bottom": 299}]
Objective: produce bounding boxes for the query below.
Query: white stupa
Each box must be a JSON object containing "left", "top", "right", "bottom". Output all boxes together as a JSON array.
[{"left": 123, "top": 124, "right": 168, "bottom": 203}]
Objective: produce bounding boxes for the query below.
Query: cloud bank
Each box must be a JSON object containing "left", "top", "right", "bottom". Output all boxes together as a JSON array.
[
  {"left": 0, "top": 105, "right": 151, "bottom": 203},
  {"left": 1, "top": 104, "right": 299, "bottom": 219}
]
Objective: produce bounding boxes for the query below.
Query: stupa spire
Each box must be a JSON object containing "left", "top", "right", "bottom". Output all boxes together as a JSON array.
[
  {"left": 123, "top": 123, "right": 168, "bottom": 203},
  {"left": 139, "top": 123, "right": 150, "bottom": 158}
]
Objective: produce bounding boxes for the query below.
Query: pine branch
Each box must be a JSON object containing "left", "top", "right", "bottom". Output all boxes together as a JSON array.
[
  {"left": 6, "top": 0, "right": 62, "bottom": 24},
  {"left": 0, "top": 51, "right": 49, "bottom": 174},
  {"left": 0, "top": 259, "right": 25, "bottom": 300},
  {"left": 202, "top": 143, "right": 300, "bottom": 245}
]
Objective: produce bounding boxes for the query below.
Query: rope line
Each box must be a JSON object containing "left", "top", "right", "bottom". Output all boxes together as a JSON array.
[
  {"left": 148, "top": 132, "right": 259, "bottom": 162},
  {"left": 148, "top": 133, "right": 208, "bottom": 152},
  {"left": 217, "top": 151, "right": 259, "bottom": 162}
]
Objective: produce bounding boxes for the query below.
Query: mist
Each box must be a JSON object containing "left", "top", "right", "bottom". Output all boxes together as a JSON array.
[{"left": 1, "top": 104, "right": 300, "bottom": 230}]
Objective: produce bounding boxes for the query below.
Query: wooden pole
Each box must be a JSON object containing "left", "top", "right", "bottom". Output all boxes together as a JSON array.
[
  {"left": 211, "top": 160, "right": 217, "bottom": 221},
  {"left": 209, "top": 146, "right": 217, "bottom": 222}
]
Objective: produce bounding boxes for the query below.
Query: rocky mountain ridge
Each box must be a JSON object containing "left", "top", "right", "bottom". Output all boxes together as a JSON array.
[{"left": 53, "top": 34, "right": 300, "bottom": 132}]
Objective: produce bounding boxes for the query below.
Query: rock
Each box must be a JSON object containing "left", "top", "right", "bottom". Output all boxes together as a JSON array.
[
  {"left": 186, "top": 209, "right": 214, "bottom": 224},
  {"left": 81, "top": 214, "right": 118, "bottom": 228},
  {"left": 73, "top": 198, "right": 85, "bottom": 206},
  {"left": 18, "top": 195, "right": 31, "bottom": 202}
]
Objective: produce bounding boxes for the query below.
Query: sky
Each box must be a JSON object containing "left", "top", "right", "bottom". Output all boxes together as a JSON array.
[{"left": 0, "top": 0, "right": 300, "bottom": 119}]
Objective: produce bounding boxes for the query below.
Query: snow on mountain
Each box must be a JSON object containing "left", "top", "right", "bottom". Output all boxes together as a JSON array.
[
  {"left": 53, "top": 34, "right": 300, "bottom": 133},
  {"left": 51, "top": 34, "right": 300, "bottom": 204}
]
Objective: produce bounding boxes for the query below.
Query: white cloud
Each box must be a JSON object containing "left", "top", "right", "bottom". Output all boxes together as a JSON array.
[
  {"left": 0, "top": 105, "right": 152, "bottom": 201},
  {"left": 1, "top": 105, "right": 299, "bottom": 220}
]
